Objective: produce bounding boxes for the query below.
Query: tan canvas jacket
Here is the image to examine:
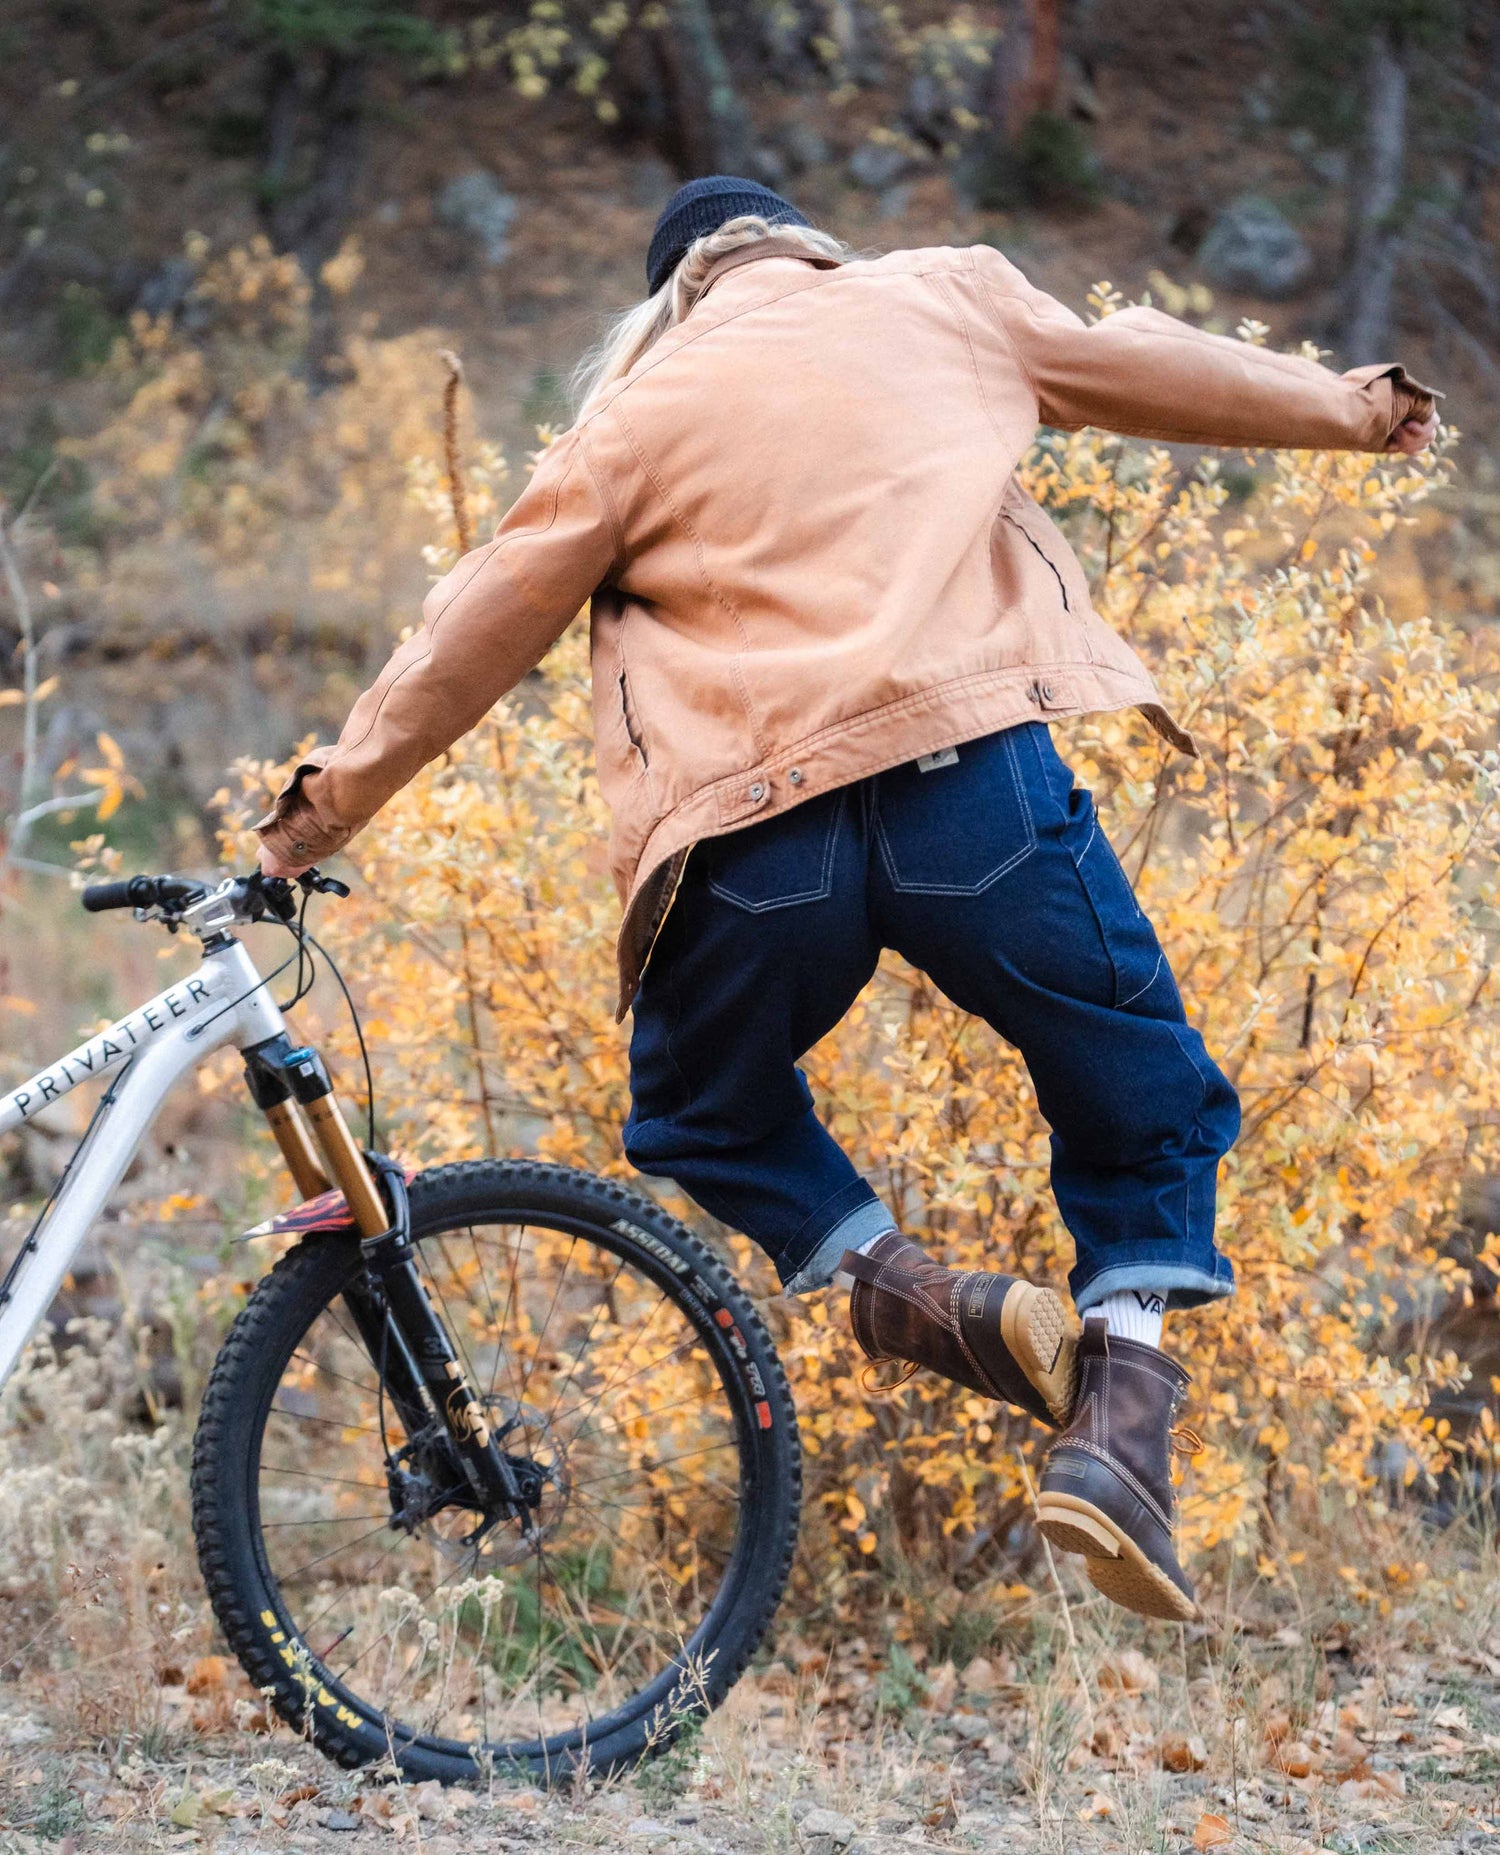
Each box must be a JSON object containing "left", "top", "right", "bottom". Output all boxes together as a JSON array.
[{"left": 257, "top": 239, "right": 1435, "bottom": 1017}]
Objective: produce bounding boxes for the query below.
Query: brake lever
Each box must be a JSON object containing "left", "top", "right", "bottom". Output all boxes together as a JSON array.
[{"left": 298, "top": 868, "right": 351, "bottom": 899}]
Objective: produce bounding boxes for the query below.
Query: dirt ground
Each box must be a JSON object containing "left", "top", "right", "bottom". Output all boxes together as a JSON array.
[{"left": 2, "top": 1502, "right": 1497, "bottom": 1854}]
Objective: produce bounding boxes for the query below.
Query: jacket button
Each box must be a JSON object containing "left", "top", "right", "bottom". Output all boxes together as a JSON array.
[
  {"left": 749, "top": 782, "right": 766, "bottom": 803},
  {"left": 1033, "top": 680, "right": 1056, "bottom": 705},
  {"left": 788, "top": 767, "right": 803, "bottom": 785}
]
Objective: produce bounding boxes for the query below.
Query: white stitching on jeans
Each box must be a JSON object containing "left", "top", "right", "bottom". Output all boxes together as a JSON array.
[
  {"left": 1117, "top": 951, "right": 1165, "bottom": 1009},
  {"left": 708, "top": 789, "right": 846, "bottom": 912},
  {"left": 874, "top": 730, "right": 1039, "bottom": 895}
]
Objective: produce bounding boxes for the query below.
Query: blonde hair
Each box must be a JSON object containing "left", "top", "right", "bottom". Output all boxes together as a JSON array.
[{"left": 571, "top": 214, "right": 849, "bottom": 414}]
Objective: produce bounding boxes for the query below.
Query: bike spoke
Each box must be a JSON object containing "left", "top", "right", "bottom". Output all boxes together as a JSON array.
[
  {"left": 252, "top": 1212, "right": 753, "bottom": 1760},
  {"left": 290, "top": 1348, "right": 380, "bottom": 1399}
]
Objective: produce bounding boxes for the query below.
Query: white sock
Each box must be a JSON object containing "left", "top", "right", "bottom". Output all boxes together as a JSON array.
[
  {"left": 828, "top": 1227, "right": 902, "bottom": 1292},
  {"left": 1096, "top": 1289, "right": 1166, "bottom": 1349}
]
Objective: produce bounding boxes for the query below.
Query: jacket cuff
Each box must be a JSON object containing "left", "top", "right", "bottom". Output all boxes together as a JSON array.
[
  {"left": 1342, "top": 362, "right": 1443, "bottom": 448},
  {"left": 253, "top": 747, "right": 353, "bottom": 865}
]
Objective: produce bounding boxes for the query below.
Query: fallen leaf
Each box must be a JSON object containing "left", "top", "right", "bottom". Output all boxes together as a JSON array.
[
  {"left": 185, "top": 1655, "right": 228, "bottom": 1695},
  {"left": 1159, "top": 1733, "right": 1209, "bottom": 1773},
  {"left": 168, "top": 1792, "right": 202, "bottom": 1828},
  {"left": 1270, "top": 1740, "right": 1318, "bottom": 1778},
  {"left": 923, "top": 1796, "right": 958, "bottom": 1831},
  {"left": 412, "top": 1778, "right": 451, "bottom": 1821},
  {"left": 1194, "top": 1812, "right": 1233, "bottom": 1850},
  {"left": 1099, "top": 1648, "right": 1160, "bottom": 1695}
]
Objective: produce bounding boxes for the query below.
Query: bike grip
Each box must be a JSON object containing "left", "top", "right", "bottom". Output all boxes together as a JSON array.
[{"left": 80, "top": 876, "right": 149, "bottom": 912}]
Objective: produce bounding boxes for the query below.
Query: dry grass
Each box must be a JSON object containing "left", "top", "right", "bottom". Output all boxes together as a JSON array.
[{"left": 0, "top": 1294, "right": 1495, "bottom": 1855}]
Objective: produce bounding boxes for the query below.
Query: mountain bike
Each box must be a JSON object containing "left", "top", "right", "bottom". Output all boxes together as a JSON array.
[{"left": 0, "top": 869, "right": 799, "bottom": 1780}]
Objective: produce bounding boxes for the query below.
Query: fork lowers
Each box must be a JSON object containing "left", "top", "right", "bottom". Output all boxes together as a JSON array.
[{"left": 243, "top": 1034, "right": 531, "bottom": 1521}]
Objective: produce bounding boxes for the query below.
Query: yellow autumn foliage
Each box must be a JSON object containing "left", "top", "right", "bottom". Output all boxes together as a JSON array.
[{"left": 177, "top": 248, "right": 1499, "bottom": 1618}]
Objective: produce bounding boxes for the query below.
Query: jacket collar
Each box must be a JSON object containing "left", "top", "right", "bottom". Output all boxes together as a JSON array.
[{"left": 695, "top": 237, "right": 840, "bottom": 305}]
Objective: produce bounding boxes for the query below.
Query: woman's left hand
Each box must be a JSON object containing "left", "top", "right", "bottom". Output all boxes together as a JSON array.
[{"left": 1386, "top": 407, "right": 1440, "bottom": 455}]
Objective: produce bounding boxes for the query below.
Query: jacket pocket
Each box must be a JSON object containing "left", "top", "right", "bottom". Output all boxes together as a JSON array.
[
  {"left": 706, "top": 788, "right": 845, "bottom": 913},
  {"left": 618, "top": 666, "right": 649, "bottom": 769},
  {"left": 999, "top": 490, "right": 1098, "bottom": 661},
  {"left": 874, "top": 727, "right": 1037, "bottom": 895},
  {"left": 1000, "top": 508, "right": 1070, "bottom": 610}
]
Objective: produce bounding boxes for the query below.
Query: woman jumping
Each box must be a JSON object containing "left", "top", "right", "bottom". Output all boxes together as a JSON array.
[{"left": 258, "top": 177, "right": 1439, "bottom": 1623}]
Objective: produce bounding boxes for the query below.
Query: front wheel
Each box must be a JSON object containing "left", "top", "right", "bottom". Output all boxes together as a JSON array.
[{"left": 191, "top": 1161, "right": 800, "bottom": 1781}]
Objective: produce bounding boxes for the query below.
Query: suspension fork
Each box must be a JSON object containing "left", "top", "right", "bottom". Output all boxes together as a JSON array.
[{"left": 241, "top": 1036, "right": 529, "bottom": 1518}]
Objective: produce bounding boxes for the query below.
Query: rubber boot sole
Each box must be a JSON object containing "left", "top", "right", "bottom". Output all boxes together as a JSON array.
[
  {"left": 998, "top": 1282, "right": 1078, "bottom": 1425},
  {"left": 1033, "top": 1491, "right": 1199, "bottom": 1623}
]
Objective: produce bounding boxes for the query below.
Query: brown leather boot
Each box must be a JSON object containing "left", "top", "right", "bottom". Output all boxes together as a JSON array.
[
  {"left": 838, "top": 1233, "right": 1077, "bottom": 1426},
  {"left": 1034, "top": 1316, "right": 1199, "bottom": 1622}
]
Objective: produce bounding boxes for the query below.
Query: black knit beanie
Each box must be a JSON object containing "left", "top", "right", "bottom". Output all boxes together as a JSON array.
[{"left": 646, "top": 175, "right": 812, "bottom": 297}]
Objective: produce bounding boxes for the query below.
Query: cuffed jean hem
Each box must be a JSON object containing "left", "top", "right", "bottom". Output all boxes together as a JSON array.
[
  {"left": 782, "top": 1196, "right": 899, "bottom": 1294},
  {"left": 1073, "top": 1258, "right": 1236, "bottom": 1316},
  {"left": 776, "top": 1177, "right": 887, "bottom": 1291}
]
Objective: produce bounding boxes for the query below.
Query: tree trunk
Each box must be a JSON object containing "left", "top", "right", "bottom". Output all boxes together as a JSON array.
[
  {"left": 987, "top": 0, "right": 1062, "bottom": 145},
  {"left": 1457, "top": 11, "right": 1500, "bottom": 239},
  {"left": 262, "top": 49, "right": 302, "bottom": 241},
  {"left": 261, "top": 48, "right": 366, "bottom": 276},
  {"left": 1339, "top": 21, "right": 1409, "bottom": 365},
  {"left": 293, "top": 50, "right": 366, "bottom": 276},
  {"left": 653, "top": 0, "right": 753, "bottom": 176}
]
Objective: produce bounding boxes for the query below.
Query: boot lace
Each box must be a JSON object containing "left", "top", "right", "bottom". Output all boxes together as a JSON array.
[{"left": 859, "top": 1358, "right": 919, "bottom": 1395}]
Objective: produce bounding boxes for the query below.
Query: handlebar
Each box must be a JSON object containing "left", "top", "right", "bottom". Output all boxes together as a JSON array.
[
  {"left": 81, "top": 874, "right": 206, "bottom": 913},
  {"left": 81, "top": 868, "right": 350, "bottom": 922}
]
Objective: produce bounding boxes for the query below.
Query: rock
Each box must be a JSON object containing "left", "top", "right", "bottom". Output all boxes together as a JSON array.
[
  {"left": 136, "top": 256, "right": 196, "bottom": 319},
  {"left": 799, "top": 1806, "right": 857, "bottom": 1849},
  {"left": 435, "top": 170, "right": 518, "bottom": 266},
  {"left": 626, "top": 1817, "right": 674, "bottom": 1844},
  {"left": 1197, "top": 195, "right": 1312, "bottom": 300},
  {"left": 780, "top": 121, "right": 831, "bottom": 174},
  {"left": 848, "top": 140, "right": 911, "bottom": 191},
  {"left": 960, "top": 1655, "right": 998, "bottom": 1696},
  {"left": 319, "top": 1809, "right": 362, "bottom": 1831}
]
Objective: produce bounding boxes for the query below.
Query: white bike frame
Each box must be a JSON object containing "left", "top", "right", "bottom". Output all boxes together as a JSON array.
[{"left": 0, "top": 906, "right": 316, "bottom": 1390}]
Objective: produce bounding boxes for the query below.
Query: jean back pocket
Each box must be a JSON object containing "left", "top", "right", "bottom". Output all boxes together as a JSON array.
[
  {"left": 705, "top": 788, "right": 846, "bottom": 913},
  {"left": 874, "top": 727, "right": 1038, "bottom": 896}
]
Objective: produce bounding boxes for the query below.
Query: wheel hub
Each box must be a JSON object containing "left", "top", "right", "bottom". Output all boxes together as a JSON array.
[{"left": 387, "top": 1396, "right": 571, "bottom": 1568}]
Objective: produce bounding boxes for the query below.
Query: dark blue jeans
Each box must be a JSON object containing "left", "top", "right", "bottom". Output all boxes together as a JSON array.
[{"left": 624, "top": 723, "right": 1239, "bottom": 1312}]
